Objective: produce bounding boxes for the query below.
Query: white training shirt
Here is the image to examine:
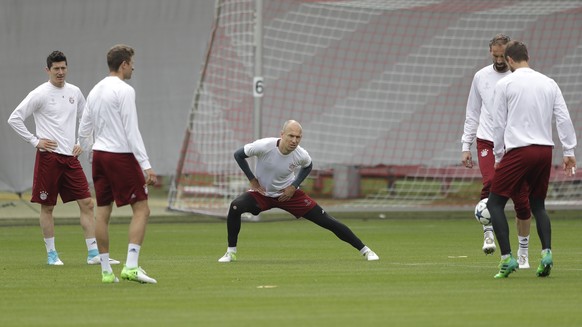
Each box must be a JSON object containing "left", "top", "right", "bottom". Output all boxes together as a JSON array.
[
  {"left": 244, "top": 137, "right": 312, "bottom": 198},
  {"left": 491, "top": 67, "right": 577, "bottom": 163},
  {"left": 78, "top": 76, "right": 151, "bottom": 170},
  {"left": 7, "top": 81, "right": 86, "bottom": 156},
  {"left": 461, "top": 65, "right": 511, "bottom": 151}
]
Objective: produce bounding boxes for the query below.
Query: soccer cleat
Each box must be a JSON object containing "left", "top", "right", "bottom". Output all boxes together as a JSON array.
[
  {"left": 218, "top": 252, "right": 237, "bottom": 263},
  {"left": 121, "top": 266, "right": 157, "bottom": 284},
  {"left": 482, "top": 236, "right": 496, "bottom": 255},
  {"left": 87, "top": 253, "right": 121, "bottom": 265},
  {"left": 517, "top": 249, "right": 530, "bottom": 269},
  {"left": 494, "top": 256, "right": 519, "bottom": 278},
  {"left": 364, "top": 250, "right": 380, "bottom": 261},
  {"left": 102, "top": 271, "right": 119, "bottom": 283},
  {"left": 47, "top": 250, "right": 64, "bottom": 266},
  {"left": 536, "top": 250, "right": 553, "bottom": 277}
]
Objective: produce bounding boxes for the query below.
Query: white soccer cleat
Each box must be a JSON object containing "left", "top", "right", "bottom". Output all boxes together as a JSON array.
[
  {"left": 218, "top": 252, "right": 237, "bottom": 263},
  {"left": 364, "top": 250, "right": 380, "bottom": 261},
  {"left": 517, "top": 249, "right": 530, "bottom": 269},
  {"left": 47, "top": 250, "right": 64, "bottom": 266},
  {"left": 87, "top": 255, "right": 121, "bottom": 265},
  {"left": 121, "top": 266, "right": 157, "bottom": 284},
  {"left": 482, "top": 236, "right": 496, "bottom": 255}
]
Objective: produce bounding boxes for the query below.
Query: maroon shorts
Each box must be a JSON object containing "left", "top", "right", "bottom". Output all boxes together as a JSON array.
[
  {"left": 31, "top": 150, "right": 91, "bottom": 205},
  {"left": 478, "top": 139, "right": 530, "bottom": 219},
  {"left": 249, "top": 189, "right": 318, "bottom": 218},
  {"left": 92, "top": 151, "right": 148, "bottom": 207},
  {"left": 491, "top": 145, "right": 552, "bottom": 202}
]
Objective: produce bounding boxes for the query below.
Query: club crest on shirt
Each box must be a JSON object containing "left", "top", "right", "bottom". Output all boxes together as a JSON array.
[
  {"left": 69, "top": 97, "right": 75, "bottom": 104},
  {"left": 289, "top": 163, "right": 298, "bottom": 171},
  {"left": 480, "top": 149, "right": 489, "bottom": 157}
]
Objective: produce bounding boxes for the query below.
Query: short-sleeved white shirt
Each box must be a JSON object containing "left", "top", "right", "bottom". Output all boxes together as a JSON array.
[{"left": 244, "top": 137, "right": 312, "bottom": 198}]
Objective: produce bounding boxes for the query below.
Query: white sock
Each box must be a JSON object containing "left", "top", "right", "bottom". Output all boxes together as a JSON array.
[
  {"left": 86, "top": 238, "right": 98, "bottom": 251},
  {"left": 126, "top": 243, "right": 141, "bottom": 268},
  {"left": 100, "top": 253, "right": 112, "bottom": 273},
  {"left": 359, "top": 246, "right": 371, "bottom": 255},
  {"left": 518, "top": 235, "right": 529, "bottom": 252},
  {"left": 483, "top": 225, "right": 494, "bottom": 235},
  {"left": 227, "top": 247, "right": 237, "bottom": 253},
  {"left": 44, "top": 237, "right": 56, "bottom": 253}
]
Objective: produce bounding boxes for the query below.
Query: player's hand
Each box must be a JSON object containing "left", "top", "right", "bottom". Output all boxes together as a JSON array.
[
  {"left": 72, "top": 144, "right": 82, "bottom": 157},
  {"left": 278, "top": 185, "right": 296, "bottom": 202},
  {"left": 144, "top": 168, "right": 157, "bottom": 186},
  {"left": 461, "top": 151, "right": 473, "bottom": 168},
  {"left": 249, "top": 179, "right": 265, "bottom": 195},
  {"left": 563, "top": 156, "right": 576, "bottom": 177},
  {"left": 37, "top": 138, "right": 57, "bottom": 152}
]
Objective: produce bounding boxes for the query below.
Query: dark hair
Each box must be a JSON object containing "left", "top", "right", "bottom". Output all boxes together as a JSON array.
[
  {"left": 489, "top": 33, "right": 511, "bottom": 49},
  {"left": 107, "top": 44, "right": 135, "bottom": 72},
  {"left": 47, "top": 51, "right": 67, "bottom": 69},
  {"left": 504, "top": 41, "right": 529, "bottom": 62}
]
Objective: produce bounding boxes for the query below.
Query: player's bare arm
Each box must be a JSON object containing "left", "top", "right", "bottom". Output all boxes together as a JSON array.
[
  {"left": 563, "top": 156, "right": 577, "bottom": 176},
  {"left": 461, "top": 151, "right": 473, "bottom": 168},
  {"left": 144, "top": 168, "right": 157, "bottom": 186},
  {"left": 249, "top": 178, "right": 265, "bottom": 195},
  {"left": 36, "top": 138, "right": 57, "bottom": 152},
  {"left": 278, "top": 185, "right": 296, "bottom": 202},
  {"left": 72, "top": 144, "right": 82, "bottom": 157}
]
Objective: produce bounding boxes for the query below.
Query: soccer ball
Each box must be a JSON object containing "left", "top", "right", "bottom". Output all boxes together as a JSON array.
[{"left": 474, "top": 198, "right": 491, "bottom": 225}]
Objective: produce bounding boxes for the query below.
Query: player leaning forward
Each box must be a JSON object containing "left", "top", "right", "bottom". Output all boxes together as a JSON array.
[
  {"left": 218, "top": 120, "right": 379, "bottom": 263},
  {"left": 488, "top": 41, "right": 577, "bottom": 278},
  {"left": 79, "top": 44, "right": 158, "bottom": 284}
]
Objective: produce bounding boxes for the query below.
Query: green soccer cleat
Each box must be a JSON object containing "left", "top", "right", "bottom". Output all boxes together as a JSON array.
[
  {"left": 121, "top": 265, "right": 157, "bottom": 284},
  {"left": 494, "top": 255, "right": 518, "bottom": 278},
  {"left": 536, "top": 250, "right": 553, "bottom": 277},
  {"left": 102, "top": 271, "right": 119, "bottom": 283}
]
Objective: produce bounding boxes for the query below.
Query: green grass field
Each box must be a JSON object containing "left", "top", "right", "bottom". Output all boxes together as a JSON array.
[{"left": 1, "top": 216, "right": 582, "bottom": 326}]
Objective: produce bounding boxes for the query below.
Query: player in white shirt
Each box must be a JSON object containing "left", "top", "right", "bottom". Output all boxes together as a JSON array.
[
  {"left": 461, "top": 34, "right": 531, "bottom": 268},
  {"left": 79, "top": 45, "right": 157, "bottom": 284},
  {"left": 488, "top": 41, "right": 577, "bottom": 278},
  {"left": 7, "top": 51, "right": 119, "bottom": 266},
  {"left": 218, "top": 120, "right": 379, "bottom": 263}
]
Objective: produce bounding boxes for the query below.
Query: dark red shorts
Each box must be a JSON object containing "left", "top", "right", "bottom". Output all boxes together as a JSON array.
[
  {"left": 249, "top": 189, "right": 317, "bottom": 218},
  {"left": 92, "top": 151, "right": 148, "bottom": 207},
  {"left": 31, "top": 150, "right": 91, "bottom": 205},
  {"left": 477, "top": 139, "right": 530, "bottom": 219},
  {"left": 491, "top": 145, "right": 552, "bottom": 201}
]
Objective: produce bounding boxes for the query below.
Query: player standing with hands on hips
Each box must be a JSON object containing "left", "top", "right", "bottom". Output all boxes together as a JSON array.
[
  {"left": 79, "top": 44, "right": 158, "bottom": 284},
  {"left": 461, "top": 34, "right": 532, "bottom": 268},
  {"left": 487, "top": 41, "right": 577, "bottom": 278},
  {"left": 7, "top": 50, "right": 119, "bottom": 267},
  {"left": 218, "top": 120, "right": 379, "bottom": 263}
]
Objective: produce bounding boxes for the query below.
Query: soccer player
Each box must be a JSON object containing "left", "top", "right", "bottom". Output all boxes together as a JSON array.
[
  {"left": 488, "top": 41, "right": 577, "bottom": 278},
  {"left": 217, "top": 120, "right": 379, "bottom": 263},
  {"left": 79, "top": 45, "right": 157, "bottom": 284},
  {"left": 461, "top": 34, "right": 532, "bottom": 268},
  {"left": 7, "top": 51, "right": 119, "bottom": 266}
]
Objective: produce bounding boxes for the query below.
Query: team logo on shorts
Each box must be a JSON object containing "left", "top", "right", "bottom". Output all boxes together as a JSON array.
[
  {"left": 69, "top": 97, "right": 75, "bottom": 104},
  {"left": 39, "top": 191, "right": 48, "bottom": 201},
  {"left": 144, "top": 185, "right": 149, "bottom": 195},
  {"left": 480, "top": 149, "right": 489, "bottom": 157}
]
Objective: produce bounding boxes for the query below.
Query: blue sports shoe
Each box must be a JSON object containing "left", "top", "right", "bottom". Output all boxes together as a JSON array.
[{"left": 47, "top": 250, "right": 64, "bottom": 266}]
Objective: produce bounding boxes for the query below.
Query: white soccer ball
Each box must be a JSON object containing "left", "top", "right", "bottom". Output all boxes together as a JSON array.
[{"left": 474, "top": 198, "right": 491, "bottom": 225}]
